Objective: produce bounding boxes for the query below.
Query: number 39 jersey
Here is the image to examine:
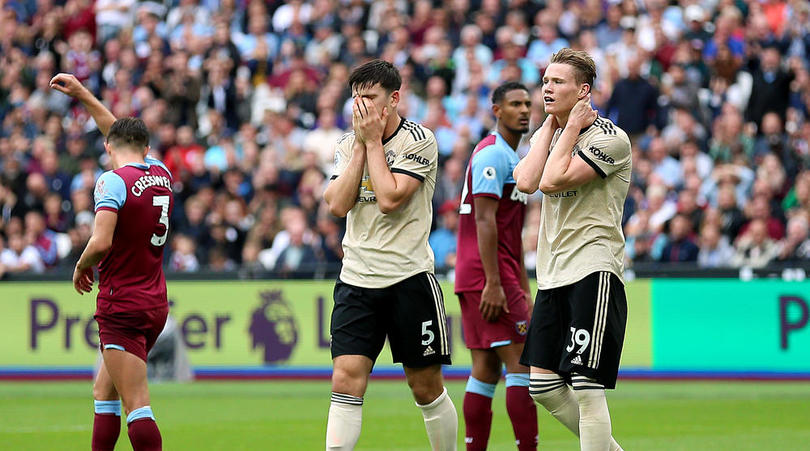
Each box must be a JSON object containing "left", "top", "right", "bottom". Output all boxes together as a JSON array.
[
  {"left": 93, "top": 156, "right": 173, "bottom": 313},
  {"left": 454, "top": 132, "right": 527, "bottom": 293}
]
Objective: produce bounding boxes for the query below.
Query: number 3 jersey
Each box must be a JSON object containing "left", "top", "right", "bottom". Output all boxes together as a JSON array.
[
  {"left": 454, "top": 132, "right": 528, "bottom": 293},
  {"left": 93, "top": 156, "right": 173, "bottom": 313}
]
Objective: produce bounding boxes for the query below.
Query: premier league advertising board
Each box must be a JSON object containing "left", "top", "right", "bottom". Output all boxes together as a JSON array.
[{"left": 0, "top": 279, "right": 806, "bottom": 378}]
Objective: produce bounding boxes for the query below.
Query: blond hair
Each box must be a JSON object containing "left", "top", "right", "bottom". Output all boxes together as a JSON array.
[{"left": 549, "top": 48, "right": 597, "bottom": 87}]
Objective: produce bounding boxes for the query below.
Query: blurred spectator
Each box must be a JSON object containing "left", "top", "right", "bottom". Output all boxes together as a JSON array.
[
  {"left": 24, "top": 211, "right": 58, "bottom": 268},
  {"left": 697, "top": 224, "right": 735, "bottom": 268},
  {"left": 273, "top": 216, "right": 319, "bottom": 278},
  {"left": 0, "top": 233, "right": 45, "bottom": 273},
  {"left": 739, "top": 195, "right": 786, "bottom": 241},
  {"left": 429, "top": 200, "right": 459, "bottom": 272},
  {"left": 745, "top": 46, "right": 794, "bottom": 128},
  {"left": 776, "top": 214, "right": 810, "bottom": 263},
  {"left": 169, "top": 234, "right": 200, "bottom": 272},
  {"left": 732, "top": 218, "right": 779, "bottom": 268},
  {"left": 606, "top": 52, "right": 659, "bottom": 136},
  {"left": 659, "top": 214, "right": 700, "bottom": 263}
]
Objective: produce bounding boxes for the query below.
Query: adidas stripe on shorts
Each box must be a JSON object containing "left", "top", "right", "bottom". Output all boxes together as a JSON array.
[
  {"left": 331, "top": 272, "right": 452, "bottom": 368},
  {"left": 520, "top": 271, "right": 627, "bottom": 389}
]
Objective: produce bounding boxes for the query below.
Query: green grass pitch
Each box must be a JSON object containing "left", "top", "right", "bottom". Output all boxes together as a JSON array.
[{"left": 1, "top": 380, "right": 809, "bottom": 450}]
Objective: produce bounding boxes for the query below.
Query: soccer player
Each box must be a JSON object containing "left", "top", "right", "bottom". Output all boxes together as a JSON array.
[
  {"left": 513, "top": 49, "right": 630, "bottom": 451},
  {"left": 51, "top": 73, "right": 172, "bottom": 451},
  {"left": 323, "top": 60, "right": 457, "bottom": 451},
  {"left": 454, "top": 82, "right": 537, "bottom": 451}
]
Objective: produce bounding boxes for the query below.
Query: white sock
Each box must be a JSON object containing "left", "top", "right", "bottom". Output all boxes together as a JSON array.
[
  {"left": 530, "top": 373, "right": 622, "bottom": 451},
  {"left": 326, "top": 392, "right": 363, "bottom": 450},
  {"left": 417, "top": 387, "right": 458, "bottom": 451},
  {"left": 572, "top": 375, "right": 612, "bottom": 451}
]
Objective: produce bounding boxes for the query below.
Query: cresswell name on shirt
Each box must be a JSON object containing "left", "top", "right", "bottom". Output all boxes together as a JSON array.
[{"left": 130, "top": 174, "right": 172, "bottom": 196}]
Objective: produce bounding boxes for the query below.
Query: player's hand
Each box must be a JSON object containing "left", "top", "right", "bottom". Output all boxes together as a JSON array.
[
  {"left": 353, "top": 97, "right": 388, "bottom": 144},
  {"left": 567, "top": 93, "right": 597, "bottom": 131},
  {"left": 480, "top": 281, "right": 509, "bottom": 322},
  {"left": 49, "top": 73, "right": 89, "bottom": 99},
  {"left": 73, "top": 265, "right": 94, "bottom": 294},
  {"left": 542, "top": 113, "right": 559, "bottom": 130}
]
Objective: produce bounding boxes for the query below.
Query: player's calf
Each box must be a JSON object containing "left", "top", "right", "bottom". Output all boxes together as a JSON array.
[
  {"left": 463, "top": 377, "right": 495, "bottom": 450},
  {"left": 92, "top": 400, "right": 121, "bottom": 451},
  {"left": 505, "top": 373, "right": 538, "bottom": 450},
  {"left": 126, "top": 406, "right": 161, "bottom": 451},
  {"left": 572, "top": 374, "right": 612, "bottom": 451}
]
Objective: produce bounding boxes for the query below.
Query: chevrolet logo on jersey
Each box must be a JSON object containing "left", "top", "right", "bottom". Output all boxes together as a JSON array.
[{"left": 357, "top": 177, "right": 376, "bottom": 203}]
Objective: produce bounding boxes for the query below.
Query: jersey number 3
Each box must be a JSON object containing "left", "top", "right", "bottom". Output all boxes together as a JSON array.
[{"left": 151, "top": 195, "right": 170, "bottom": 247}]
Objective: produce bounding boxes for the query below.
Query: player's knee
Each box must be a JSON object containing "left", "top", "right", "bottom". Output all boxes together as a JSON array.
[
  {"left": 408, "top": 376, "right": 444, "bottom": 405},
  {"left": 331, "top": 366, "right": 366, "bottom": 398},
  {"left": 571, "top": 375, "right": 606, "bottom": 412},
  {"left": 528, "top": 372, "right": 566, "bottom": 406}
]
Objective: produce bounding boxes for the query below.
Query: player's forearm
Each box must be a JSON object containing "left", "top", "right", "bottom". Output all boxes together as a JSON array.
[
  {"left": 475, "top": 215, "right": 501, "bottom": 285},
  {"left": 538, "top": 126, "right": 578, "bottom": 193},
  {"left": 515, "top": 125, "right": 554, "bottom": 194},
  {"left": 76, "top": 236, "right": 111, "bottom": 271},
  {"left": 77, "top": 89, "right": 117, "bottom": 136},
  {"left": 324, "top": 150, "right": 365, "bottom": 217},
  {"left": 365, "top": 141, "right": 406, "bottom": 213}
]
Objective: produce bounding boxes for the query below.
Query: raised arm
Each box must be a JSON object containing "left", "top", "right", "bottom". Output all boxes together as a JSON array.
[
  {"left": 356, "top": 98, "right": 422, "bottom": 214},
  {"left": 324, "top": 138, "right": 367, "bottom": 218},
  {"left": 514, "top": 114, "right": 558, "bottom": 194},
  {"left": 50, "top": 73, "right": 117, "bottom": 136},
  {"left": 538, "top": 95, "right": 599, "bottom": 194}
]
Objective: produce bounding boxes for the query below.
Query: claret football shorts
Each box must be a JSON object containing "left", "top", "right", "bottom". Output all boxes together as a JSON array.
[
  {"left": 457, "top": 285, "right": 530, "bottom": 350},
  {"left": 95, "top": 306, "right": 169, "bottom": 362}
]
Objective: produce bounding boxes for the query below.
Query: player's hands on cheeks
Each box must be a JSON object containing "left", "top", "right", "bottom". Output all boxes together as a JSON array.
[
  {"left": 354, "top": 97, "right": 388, "bottom": 145},
  {"left": 73, "top": 265, "right": 94, "bottom": 294},
  {"left": 49, "top": 73, "right": 87, "bottom": 99},
  {"left": 480, "top": 281, "right": 509, "bottom": 322},
  {"left": 567, "top": 93, "right": 597, "bottom": 131}
]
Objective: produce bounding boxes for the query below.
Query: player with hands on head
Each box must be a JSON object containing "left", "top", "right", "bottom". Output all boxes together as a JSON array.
[
  {"left": 513, "top": 48, "right": 631, "bottom": 451},
  {"left": 323, "top": 60, "right": 457, "bottom": 451},
  {"left": 53, "top": 73, "right": 172, "bottom": 451},
  {"left": 454, "top": 81, "right": 538, "bottom": 450}
]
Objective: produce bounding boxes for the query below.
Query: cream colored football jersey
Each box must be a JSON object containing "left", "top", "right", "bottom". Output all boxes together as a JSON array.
[
  {"left": 331, "top": 118, "right": 438, "bottom": 288},
  {"left": 531, "top": 116, "right": 632, "bottom": 289}
]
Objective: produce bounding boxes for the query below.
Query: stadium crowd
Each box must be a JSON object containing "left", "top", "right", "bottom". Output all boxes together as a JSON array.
[{"left": 1, "top": 0, "right": 810, "bottom": 278}]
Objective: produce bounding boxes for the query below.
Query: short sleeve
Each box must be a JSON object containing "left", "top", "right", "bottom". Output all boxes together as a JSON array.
[
  {"left": 330, "top": 133, "right": 354, "bottom": 180},
  {"left": 471, "top": 147, "right": 509, "bottom": 198},
  {"left": 94, "top": 171, "right": 127, "bottom": 212},
  {"left": 390, "top": 131, "right": 437, "bottom": 183},
  {"left": 577, "top": 133, "right": 631, "bottom": 179}
]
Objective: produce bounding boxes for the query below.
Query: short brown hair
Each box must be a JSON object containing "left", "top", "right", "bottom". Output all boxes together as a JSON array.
[
  {"left": 106, "top": 117, "right": 149, "bottom": 150},
  {"left": 549, "top": 48, "right": 597, "bottom": 87}
]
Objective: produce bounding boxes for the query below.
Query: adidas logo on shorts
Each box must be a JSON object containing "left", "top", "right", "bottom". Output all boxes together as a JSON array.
[
  {"left": 571, "top": 355, "right": 583, "bottom": 365},
  {"left": 423, "top": 346, "right": 435, "bottom": 356}
]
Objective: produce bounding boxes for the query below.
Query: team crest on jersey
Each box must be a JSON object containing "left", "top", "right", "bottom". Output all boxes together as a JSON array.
[
  {"left": 385, "top": 149, "right": 396, "bottom": 167},
  {"left": 483, "top": 166, "right": 496, "bottom": 180},
  {"left": 516, "top": 320, "right": 528, "bottom": 336}
]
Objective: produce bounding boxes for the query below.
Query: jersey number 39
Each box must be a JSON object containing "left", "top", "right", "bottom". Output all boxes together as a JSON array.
[{"left": 151, "top": 195, "right": 170, "bottom": 247}]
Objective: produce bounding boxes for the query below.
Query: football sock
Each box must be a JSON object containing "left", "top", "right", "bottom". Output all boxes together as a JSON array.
[
  {"left": 505, "top": 373, "right": 538, "bottom": 450},
  {"left": 92, "top": 400, "right": 121, "bottom": 451},
  {"left": 326, "top": 392, "right": 363, "bottom": 450},
  {"left": 463, "top": 377, "right": 495, "bottom": 450},
  {"left": 530, "top": 373, "right": 622, "bottom": 451},
  {"left": 572, "top": 374, "right": 612, "bottom": 451},
  {"left": 417, "top": 387, "right": 458, "bottom": 451},
  {"left": 126, "top": 406, "right": 162, "bottom": 451}
]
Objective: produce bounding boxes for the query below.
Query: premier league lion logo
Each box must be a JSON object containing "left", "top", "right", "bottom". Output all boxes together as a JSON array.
[{"left": 248, "top": 291, "right": 299, "bottom": 364}]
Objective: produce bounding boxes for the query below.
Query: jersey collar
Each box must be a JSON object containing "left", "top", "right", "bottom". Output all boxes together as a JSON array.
[{"left": 382, "top": 117, "right": 406, "bottom": 145}]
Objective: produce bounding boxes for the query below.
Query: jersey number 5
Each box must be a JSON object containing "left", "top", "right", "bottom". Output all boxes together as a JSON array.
[{"left": 151, "top": 195, "right": 170, "bottom": 247}]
